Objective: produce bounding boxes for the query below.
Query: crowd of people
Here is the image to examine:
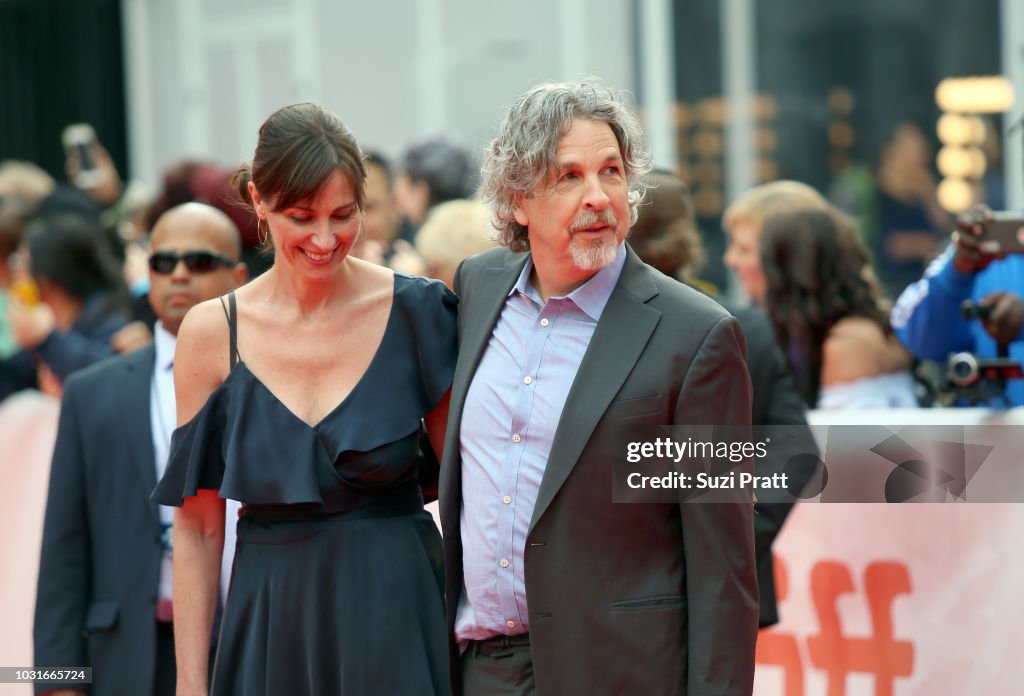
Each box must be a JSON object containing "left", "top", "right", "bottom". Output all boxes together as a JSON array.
[{"left": 1, "top": 75, "right": 1021, "bottom": 695}]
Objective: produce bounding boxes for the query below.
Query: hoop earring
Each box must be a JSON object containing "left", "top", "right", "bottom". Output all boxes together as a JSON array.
[{"left": 257, "top": 218, "right": 269, "bottom": 246}]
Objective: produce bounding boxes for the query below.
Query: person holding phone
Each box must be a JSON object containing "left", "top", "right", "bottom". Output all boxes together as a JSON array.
[
  {"left": 891, "top": 207, "right": 1024, "bottom": 406},
  {"left": 62, "top": 124, "right": 123, "bottom": 208}
]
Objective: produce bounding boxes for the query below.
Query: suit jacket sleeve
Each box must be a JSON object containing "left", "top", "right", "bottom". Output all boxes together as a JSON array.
[
  {"left": 740, "top": 309, "right": 815, "bottom": 574},
  {"left": 674, "top": 315, "right": 759, "bottom": 695},
  {"left": 34, "top": 378, "right": 91, "bottom": 677},
  {"left": 33, "top": 326, "right": 118, "bottom": 382}
]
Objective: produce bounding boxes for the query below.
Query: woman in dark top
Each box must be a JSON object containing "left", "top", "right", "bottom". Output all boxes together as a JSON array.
[{"left": 153, "top": 103, "right": 455, "bottom": 695}]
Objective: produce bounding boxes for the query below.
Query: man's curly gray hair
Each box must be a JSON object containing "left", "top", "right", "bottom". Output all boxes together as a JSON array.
[{"left": 479, "top": 79, "right": 652, "bottom": 252}]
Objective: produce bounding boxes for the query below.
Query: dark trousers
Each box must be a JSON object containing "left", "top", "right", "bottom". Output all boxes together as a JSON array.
[
  {"left": 153, "top": 622, "right": 176, "bottom": 696},
  {"left": 460, "top": 635, "right": 535, "bottom": 696}
]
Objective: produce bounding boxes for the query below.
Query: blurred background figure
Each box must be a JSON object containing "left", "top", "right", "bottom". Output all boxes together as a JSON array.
[
  {"left": 6, "top": 212, "right": 130, "bottom": 399},
  {"left": 1, "top": 162, "right": 56, "bottom": 323},
  {"left": 388, "top": 135, "right": 480, "bottom": 276},
  {"left": 357, "top": 151, "right": 404, "bottom": 266},
  {"left": 414, "top": 199, "right": 497, "bottom": 289},
  {"left": 630, "top": 170, "right": 817, "bottom": 628},
  {"left": 394, "top": 135, "right": 479, "bottom": 231},
  {"left": 0, "top": 162, "right": 57, "bottom": 400},
  {"left": 759, "top": 208, "right": 917, "bottom": 409},
  {"left": 0, "top": 160, "right": 56, "bottom": 208},
  {"left": 871, "top": 122, "right": 950, "bottom": 297},
  {"left": 892, "top": 208, "right": 1024, "bottom": 407},
  {"left": 723, "top": 180, "right": 831, "bottom": 307},
  {"left": 144, "top": 160, "right": 265, "bottom": 278}
]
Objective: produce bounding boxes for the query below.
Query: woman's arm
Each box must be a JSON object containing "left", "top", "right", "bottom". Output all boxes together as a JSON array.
[
  {"left": 170, "top": 300, "right": 232, "bottom": 695},
  {"left": 173, "top": 491, "right": 224, "bottom": 696},
  {"left": 424, "top": 387, "right": 451, "bottom": 462}
]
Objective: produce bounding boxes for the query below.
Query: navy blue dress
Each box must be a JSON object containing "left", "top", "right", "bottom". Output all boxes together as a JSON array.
[{"left": 153, "top": 274, "right": 456, "bottom": 695}]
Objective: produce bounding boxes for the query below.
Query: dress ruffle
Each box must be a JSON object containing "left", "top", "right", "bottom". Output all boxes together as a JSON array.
[{"left": 151, "top": 274, "right": 457, "bottom": 507}]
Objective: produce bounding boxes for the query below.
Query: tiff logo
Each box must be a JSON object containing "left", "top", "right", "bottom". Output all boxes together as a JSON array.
[{"left": 756, "top": 557, "right": 914, "bottom": 695}]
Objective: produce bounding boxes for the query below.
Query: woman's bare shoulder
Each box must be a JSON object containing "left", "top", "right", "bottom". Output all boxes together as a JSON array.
[
  {"left": 177, "top": 297, "right": 231, "bottom": 354},
  {"left": 174, "top": 296, "right": 234, "bottom": 397},
  {"left": 822, "top": 317, "right": 909, "bottom": 385},
  {"left": 823, "top": 320, "right": 876, "bottom": 379}
]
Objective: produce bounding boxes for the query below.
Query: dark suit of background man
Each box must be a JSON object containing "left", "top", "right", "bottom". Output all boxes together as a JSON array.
[
  {"left": 439, "top": 79, "right": 759, "bottom": 696},
  {"left": 34, "top": 203, "right": 247, "bottom": 696}
]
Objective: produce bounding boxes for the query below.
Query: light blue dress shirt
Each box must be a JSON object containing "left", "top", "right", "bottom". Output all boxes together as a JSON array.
[{"left": 455, "top": 243, "right": 626, "bottom": 642}]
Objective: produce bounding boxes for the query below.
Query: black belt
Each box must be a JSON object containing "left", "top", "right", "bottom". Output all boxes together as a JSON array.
[
  {"left": 467, "top": 633, "right": 531, "bottom": 657},
  {"left": 241, "top": 492, "right": 424, "bottom": 523}
]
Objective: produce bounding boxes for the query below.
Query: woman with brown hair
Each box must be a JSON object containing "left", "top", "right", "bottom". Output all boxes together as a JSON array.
[
  {"left": 759, "top": 207, "right": 917, "bottom": 409},
  {"left": 153, "top": 103, "right": 455, "bottom": 695}
]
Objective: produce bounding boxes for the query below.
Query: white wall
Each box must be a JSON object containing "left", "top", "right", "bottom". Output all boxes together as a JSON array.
[{"left": 122, "top": 0, "right": 637, "bottom": 188}]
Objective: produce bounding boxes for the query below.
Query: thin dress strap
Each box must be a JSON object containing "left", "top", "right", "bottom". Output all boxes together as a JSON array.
[{"left": 218, "top": 291, "right": 240, "bottom": 370}]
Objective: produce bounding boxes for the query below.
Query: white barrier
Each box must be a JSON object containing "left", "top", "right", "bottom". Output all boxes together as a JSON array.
[
  {"left": 4, "top": 400, "right": 1022, "bottom": 694},
  {"left": 754, "top": 408, "right": 1024, "bottom": 695},
  {"left": 0, "top": 391, "right": 59, "bottom": 696}
]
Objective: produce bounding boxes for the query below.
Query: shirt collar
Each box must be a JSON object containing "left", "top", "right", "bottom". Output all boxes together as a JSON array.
[
  {"left": 510, "top": 242, "right": 626, "bottom": 321},
  {"left": 153, "top": 321, "right": 177, "bottom": 371}
]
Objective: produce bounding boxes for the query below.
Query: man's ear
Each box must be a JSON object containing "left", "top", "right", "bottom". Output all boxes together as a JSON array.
[{"left": 512, "top": 196, "right": 529, "bottom": 227}]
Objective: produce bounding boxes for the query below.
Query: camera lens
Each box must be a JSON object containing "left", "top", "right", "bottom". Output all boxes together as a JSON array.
[{"left": 948, "top": 352, "right": 979, "bottom": 387}]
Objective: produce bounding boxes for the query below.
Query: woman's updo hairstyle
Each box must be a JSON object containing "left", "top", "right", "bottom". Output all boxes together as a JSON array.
[{"left": 233, "top": 103, "right": 367, "bottom": 229}]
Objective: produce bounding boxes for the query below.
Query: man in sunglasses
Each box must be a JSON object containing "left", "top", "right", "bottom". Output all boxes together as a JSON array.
[{"left": 34, "top": 202, "right": 247, "bottom": 696}]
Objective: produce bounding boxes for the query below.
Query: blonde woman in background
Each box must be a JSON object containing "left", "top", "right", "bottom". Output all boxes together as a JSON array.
[
  {"left": 724, "top": 181, "right": 916, "bottom": 409},
  {"left": 415, "top": 199, "right": 497, "bottom": 289}
]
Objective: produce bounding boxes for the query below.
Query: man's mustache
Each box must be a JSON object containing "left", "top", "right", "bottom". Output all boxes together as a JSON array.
[{"left": 570, "top": 210, "right": 618, "bottom": 234}]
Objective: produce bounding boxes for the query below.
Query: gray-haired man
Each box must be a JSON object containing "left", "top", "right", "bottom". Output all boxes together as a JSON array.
[{"left": 439, "top": 79, "right": 759, "bottom": 695}]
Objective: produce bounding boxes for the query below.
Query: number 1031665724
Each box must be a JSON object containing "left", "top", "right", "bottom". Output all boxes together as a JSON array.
[{"left": 0, "top": 667, "right": 92, "bottom": 684}]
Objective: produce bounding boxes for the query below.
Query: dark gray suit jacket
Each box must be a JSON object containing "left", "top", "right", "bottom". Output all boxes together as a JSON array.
[
  {"left": 440, "top": 246, "right": 759, "bottom": 696},
  {"left": 34, "top": 346, "right": 165, "bottom": 695}
]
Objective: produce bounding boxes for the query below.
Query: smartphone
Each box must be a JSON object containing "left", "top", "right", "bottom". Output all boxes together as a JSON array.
[
  {"left": 977, "top": 211, "right": 1024, "bottom": 255},
  {"left": 62, "top": 123, "right": 102, "bottom": 189}
]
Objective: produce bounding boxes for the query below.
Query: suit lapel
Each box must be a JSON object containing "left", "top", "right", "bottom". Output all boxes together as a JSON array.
[
  {"left": 529, "top": 248, "right": 661, "bottom": 533},
  {"left": 119, "top": 345, "right": 160, "bottom": 523},
  {"left": 440, "top": 251, "right": 528, "bottom": 536}
]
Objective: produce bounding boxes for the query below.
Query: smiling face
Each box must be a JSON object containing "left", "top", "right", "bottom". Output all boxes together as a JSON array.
[
  {"left": 249, "top": 169, "right": 362, "bottom": 274},
  {"left": 512, "top": 118, "right": 630, "bottom": 296}
]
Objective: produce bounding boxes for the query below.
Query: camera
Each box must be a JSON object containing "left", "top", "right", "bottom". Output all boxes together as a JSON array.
[
  {"left": 946, "top": 352, "right": 1023, "bottom": 388},
  {"left": 960, "top": 300, "right": 992, "bottom": 321},
  {"left": 930, "top": 300, "right": 1024, "bottom": 405}
]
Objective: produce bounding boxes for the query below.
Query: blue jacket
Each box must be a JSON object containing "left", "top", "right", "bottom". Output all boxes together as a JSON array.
[{"left": 891, "top": 244, "right": 1024, "bottom": 406}]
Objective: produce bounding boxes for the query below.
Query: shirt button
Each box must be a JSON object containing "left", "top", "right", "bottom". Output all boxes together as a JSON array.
[
  {"left": 506, "top": 620, "right": 517, "bottom": 628},
  {"left": 540, "top": 318, "right": 550, "bottom": 327},
  {"left": 523, "top": 376, "right": 533, "bottom": 385},
  {"left": 512, "top": 433, "right": 521, "bottom": 443},
  {"left": 502, "top": 495, "right": 512, "bottom": 504},
  {"left": 500, "top": 558, "right": 510, "bottom": 568}
]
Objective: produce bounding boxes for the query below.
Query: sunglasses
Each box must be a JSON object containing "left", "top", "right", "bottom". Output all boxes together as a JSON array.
[{"left": 149, "top": 251, "right": 236, "bottom": 274}]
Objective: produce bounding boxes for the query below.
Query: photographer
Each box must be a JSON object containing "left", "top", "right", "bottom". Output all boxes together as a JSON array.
[{"left": 891, "top": 208, "right": 1024, "bottom": 406}]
